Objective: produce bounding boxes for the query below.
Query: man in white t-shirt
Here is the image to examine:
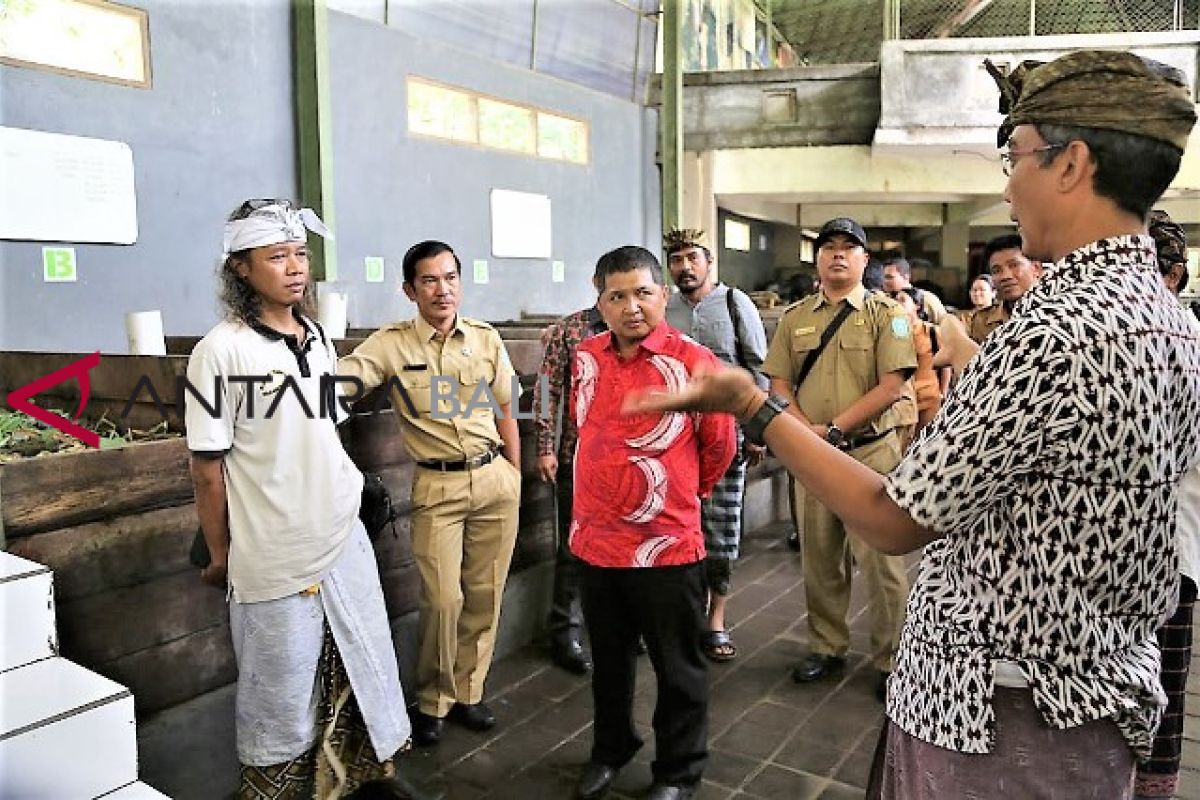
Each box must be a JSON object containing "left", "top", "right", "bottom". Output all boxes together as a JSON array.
[{"left": 186, "top": 199, "right": 412, "bottom": 796}]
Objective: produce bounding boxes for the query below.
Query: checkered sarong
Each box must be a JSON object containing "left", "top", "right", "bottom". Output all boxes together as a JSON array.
[
  {"left": 702, "top": 433, "right": 747, "bottom": 570},
  {"left": 1136, "top": 575, "right": 1197, "bottom": 798}
]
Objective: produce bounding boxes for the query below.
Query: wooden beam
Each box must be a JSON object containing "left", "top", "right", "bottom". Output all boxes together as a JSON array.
[{"left": 293, "top": 0, "right": 338, "bottom": 281}]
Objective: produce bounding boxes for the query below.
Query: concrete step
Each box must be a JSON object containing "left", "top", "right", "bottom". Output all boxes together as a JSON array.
[
  {"left": 0, "top": 551, "right": 57, "bottom": 672},
  {"left": 97, "top": 781, "right": 171, "bottom": 798},
  {"left": 0, "top": 656, "right": 137, "bottom": 799}
]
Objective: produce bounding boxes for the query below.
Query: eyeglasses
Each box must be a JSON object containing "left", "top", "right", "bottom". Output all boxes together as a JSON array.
[{"left": 999, "top": 143, "right": 1066, "bottom": 176}]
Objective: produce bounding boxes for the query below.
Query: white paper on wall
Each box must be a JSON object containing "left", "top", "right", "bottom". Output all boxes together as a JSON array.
[
  {"left": 490, "top": 189, "right": 551, "bottom": 259},
  {"left": 0, "top": 126, "right": 138, "bottom": 244}
]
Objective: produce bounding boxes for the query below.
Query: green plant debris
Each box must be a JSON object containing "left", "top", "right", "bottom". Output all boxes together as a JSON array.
[{"left": 0, "top": 408, "right": 178, "bottom": 463}]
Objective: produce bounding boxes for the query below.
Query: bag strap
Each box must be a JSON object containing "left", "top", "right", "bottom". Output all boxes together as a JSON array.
[
  {"left": 724, "top": 285, "right": 749, "bottom": 371},
  {"left": 795, "top": 300, "right": 856, "bottom": 388}
]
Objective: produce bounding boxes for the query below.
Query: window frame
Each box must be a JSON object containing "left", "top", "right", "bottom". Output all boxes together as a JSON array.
[
  {"left": 0, "top": 0, "right": 152, "bottom": 89},
  {"left": 406, "top": 75, "right": 590, "bottom": 167}
]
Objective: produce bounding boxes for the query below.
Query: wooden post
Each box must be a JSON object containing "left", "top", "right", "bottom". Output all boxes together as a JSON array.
[{"left": 293, "top": 0, "right": 338, "bottom": 282}]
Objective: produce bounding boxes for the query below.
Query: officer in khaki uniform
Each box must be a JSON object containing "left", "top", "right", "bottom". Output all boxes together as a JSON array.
[
  {"left": 339, "top": 240, "right": 522, "bottom": 747},
  {"left": 762, "top": 218, "right": 916, "bottom": 702},
  {"left": 968, "top": 233, "right": 1043, "bottom": 343}
]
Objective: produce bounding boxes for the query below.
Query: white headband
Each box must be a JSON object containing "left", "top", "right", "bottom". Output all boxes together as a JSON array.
[{"left": 222, "top": 203, "right": 332, "bottom": 257}]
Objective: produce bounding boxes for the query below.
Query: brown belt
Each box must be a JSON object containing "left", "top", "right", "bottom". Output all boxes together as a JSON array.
[{"left": 417, "top": 448, "right": 500, "bottom": 472}]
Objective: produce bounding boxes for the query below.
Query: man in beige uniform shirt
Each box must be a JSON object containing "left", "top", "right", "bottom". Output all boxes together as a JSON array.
[
  {"left": 764, "top": 217, "right": 916, "bottom": 702},
  {"left": 967, "top": 233, "right": 1043, "bottom": 343},
  {"left": 340, "top": 240, "right": 522, "bottom": 747}
]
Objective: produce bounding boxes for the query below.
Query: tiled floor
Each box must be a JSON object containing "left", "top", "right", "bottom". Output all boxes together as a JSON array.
[
  {"left": 399, "top": 522, "right": 892, "bottom": 799},
  {"left": 399, "top": 521, "right": 1200, "bottom": 799}
]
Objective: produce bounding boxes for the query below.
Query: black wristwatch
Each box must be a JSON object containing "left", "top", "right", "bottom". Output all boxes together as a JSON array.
[
  {"left": 825, "top": 423, "right": 849, "bottom": 450},
  {"left": 743, "top": 394, "right": 790, "bottom": 446}
]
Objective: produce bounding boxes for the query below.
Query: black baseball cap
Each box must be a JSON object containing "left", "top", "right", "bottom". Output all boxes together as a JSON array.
[{"left": 815, "top": 217, "right": 868, "bottom": 250}]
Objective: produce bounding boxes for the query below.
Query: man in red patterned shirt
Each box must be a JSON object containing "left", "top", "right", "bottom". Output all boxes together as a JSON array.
[{"left": 570, "top": 246, "right": 735, "bottom": 800}]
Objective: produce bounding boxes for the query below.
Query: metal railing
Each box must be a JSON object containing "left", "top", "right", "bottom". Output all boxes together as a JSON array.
[
  {"left": 780, "top": 0, "right": 1197, "bottom": 66},
  {"left": 892, "top": 0, "right": 1197, "bottom": 40}
]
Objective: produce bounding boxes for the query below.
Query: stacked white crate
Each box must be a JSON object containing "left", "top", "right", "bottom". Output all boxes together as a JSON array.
[{"left": 0, "top": 551, "right": 168, "bottom": 798}]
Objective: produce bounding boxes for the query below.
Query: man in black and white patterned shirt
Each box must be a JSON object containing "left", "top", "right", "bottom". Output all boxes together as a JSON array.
[{"left": 628, "top": 50, "right": 1200, "bottom": 797}]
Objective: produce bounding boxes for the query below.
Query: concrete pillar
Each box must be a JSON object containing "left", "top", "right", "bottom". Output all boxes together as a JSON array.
[
  {"left": 294, "top": 0, "right": 336, "bottom": 282},
  {"left": 660, "top": 0, "right": 683, "bottom": 236},
  {"left": 681, "top": 151, "right": 718, "bottom": 276},
  {"left": 939, "top": 204, "right": 970, "bottom": 271}
]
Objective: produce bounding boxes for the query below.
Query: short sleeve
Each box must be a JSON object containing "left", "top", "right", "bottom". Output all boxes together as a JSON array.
[
  {"left": 185, "top": 339, "right": 237, "bottom": 454},
  {"left": 490, "top": 331, "right": 517, "bottom": 406},
  {"left": 762, "top": 313, "right": 797, "bottom": 382},
  {"left": 337, "top": 330, "right": 393, "bottom": 392},
  {"left": 875, "top": 305, "right": 919, "bottom": 377},
  {"left": 884, "top": 317, "right": 1074, "bottom": 536}
]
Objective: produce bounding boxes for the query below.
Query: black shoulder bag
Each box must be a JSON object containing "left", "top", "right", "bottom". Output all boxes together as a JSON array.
[
  {"left": 725, "top": 286, "right": 749, "bottom": 370},
  {"left": 795, "top": 301, "right": 856, "bottom": 388}
]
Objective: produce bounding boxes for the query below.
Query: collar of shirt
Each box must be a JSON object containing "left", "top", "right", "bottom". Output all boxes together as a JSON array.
[
  {"left": 602, "top": 319, "right": 672, "bottom": 357},
  {"left": 246, "top": 310, "right": 321, "bottom": 376},
  {"left": 247, "top": 307, "right": 316, "bottom": 343},
  {"left": 813, "top": 282, "right": 867, "bottom": 311},
  {"left": 414, "top": 312, "right": 465, "bottom": 343},
  {"left": 1043, "top": 234, "right": 1156, "bottom": 286}
]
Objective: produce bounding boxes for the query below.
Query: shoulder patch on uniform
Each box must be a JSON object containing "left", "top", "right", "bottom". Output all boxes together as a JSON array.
[
  {"left": 891, "top": 317, "right": 911, "bottom": 338},
  {"left": 463, "top": 317, "right": 496, "bottom": 331},
  {"left": 384, "top": 320, "right": 414, "bottom": 331}
]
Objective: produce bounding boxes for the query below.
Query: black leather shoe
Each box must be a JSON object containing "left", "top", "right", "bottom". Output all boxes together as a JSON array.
[
  {"left": 410, "top": 710, "right": 444, "bottom": 747},
  {"left": 786, "top": 529, "right": 801, "bottom": 551},
  {"left": 876, "top": 671, "right": 890, "bottom": 703},
  {"left": 575, "top": 762, "right": 618, "bottom": 799},
  {"left": 448, "top": 701, "right": 496, "bottom": 732},
  {"left": 791, "top": 653, "right": 846, "bottom": 683},
  {"left": 646, "top": 784, "right": 695, "bottom": 800},
  {"left": 552, "top": 636, "right": 592, "bottom": 675}
]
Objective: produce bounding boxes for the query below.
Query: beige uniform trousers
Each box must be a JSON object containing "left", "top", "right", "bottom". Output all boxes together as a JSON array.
[
  {"left": 410, "top": 457, "right": 521, "bottom": 717},
  {"left": 796, "top": 433, "right": 909, "bottom": 672}
]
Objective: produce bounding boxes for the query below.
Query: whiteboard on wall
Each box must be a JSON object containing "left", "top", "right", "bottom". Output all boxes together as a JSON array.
[
  {"left": 0, "top": 126, "right": 138, "bottom": 244},
  {"left": 490, "top": 189, "right": 551, "bottom": 259}
]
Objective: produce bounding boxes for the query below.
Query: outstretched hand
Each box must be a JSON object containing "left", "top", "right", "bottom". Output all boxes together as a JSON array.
[
  {"left": 931, "top": 314, "right": 978, "bottom": 376},
  {"left": 621, "top": 363, "right": 763, "bottom": 420}
]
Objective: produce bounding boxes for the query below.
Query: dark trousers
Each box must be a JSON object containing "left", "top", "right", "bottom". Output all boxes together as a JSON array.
[
  {"left": 548, "top": 475, "right": 583, "bottom": 639},
  {"left": 581, "top": 561, "right": 708, "bottom": 786}
]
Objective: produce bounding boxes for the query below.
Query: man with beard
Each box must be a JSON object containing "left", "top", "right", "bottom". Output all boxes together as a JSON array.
[{"left": 663, "top": 228, "right": 768, "bottom": 664}]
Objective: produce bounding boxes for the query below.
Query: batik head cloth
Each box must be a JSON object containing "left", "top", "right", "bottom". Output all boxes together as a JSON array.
[
  {"left": 664, "top": 228, "right": 707, "bottom": 256},
  {"left": 984, "top": 50, "right": 1196, "bottom": 151},
  {"left": 1149, "top": 208, "right": 1188, "bottom": 272},
  {"left": 222, "top": 199, "right": 332, "bottom": 257}
]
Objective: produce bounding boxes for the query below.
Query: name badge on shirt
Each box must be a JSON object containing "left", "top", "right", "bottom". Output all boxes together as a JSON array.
[
  {"left": 794, "top": 326, "right": 816, "bottom": 336},
  {"left": 403, "top": 364, "right": 428, "bottom": 371}
]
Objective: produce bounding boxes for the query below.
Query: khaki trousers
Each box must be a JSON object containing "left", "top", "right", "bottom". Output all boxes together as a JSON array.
[
  {"left": 796, "top": 434, "right": 909, "bottom": 672},
  {"left": 410, "top": 457, "right": 521, "bottom": 716}
]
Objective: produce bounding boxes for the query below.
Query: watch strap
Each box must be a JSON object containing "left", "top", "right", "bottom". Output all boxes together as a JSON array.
[{"left": 743, "top": 393, "right": 790, "bottom": 446}]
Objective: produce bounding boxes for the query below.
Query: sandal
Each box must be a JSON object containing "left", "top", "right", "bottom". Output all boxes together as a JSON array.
[{"left": 702, "top": 630, "right": 737, "bottom": 663}]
